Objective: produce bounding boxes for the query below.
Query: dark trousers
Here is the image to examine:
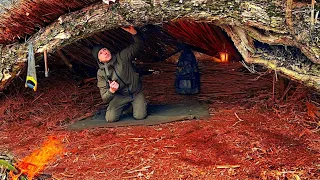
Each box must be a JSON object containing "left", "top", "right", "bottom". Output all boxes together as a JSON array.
[{"left": 105, "top": 92, "right": 147, "bottom": 122}]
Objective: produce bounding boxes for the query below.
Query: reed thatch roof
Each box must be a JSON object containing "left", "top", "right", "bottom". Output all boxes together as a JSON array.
[{"left": 0, "top": 0, "right": 100, "bottom": 44}]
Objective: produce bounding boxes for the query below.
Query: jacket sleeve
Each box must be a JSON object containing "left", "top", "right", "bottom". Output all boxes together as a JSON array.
[
  {"left": 118, "top": 33, "right": 143, "bottom": 63},
  {"left": 97, "top": 69, "right": 115, "bottom": 104}
]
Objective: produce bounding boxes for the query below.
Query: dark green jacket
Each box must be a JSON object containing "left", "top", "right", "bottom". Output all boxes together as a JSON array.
[{"left": 97, "top": 34, "right": 143, "bottom": 104}]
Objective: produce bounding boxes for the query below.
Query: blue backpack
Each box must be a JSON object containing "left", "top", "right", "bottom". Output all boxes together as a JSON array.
[{"left": 175, "top": 47, "right": 200, "bottom": 94}]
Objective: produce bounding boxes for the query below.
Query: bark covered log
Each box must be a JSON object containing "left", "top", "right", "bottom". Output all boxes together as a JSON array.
[{"left": 0, "top": 0, "right": 319, "bottom": 91}]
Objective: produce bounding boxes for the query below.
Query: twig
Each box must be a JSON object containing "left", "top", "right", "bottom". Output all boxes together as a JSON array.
[
  {"left": 240, "top": 60, "right": 256, "bottom": 73},
  {"left": 272, "top": 71, "right": 276, "bottom": 102},
  {"left": 280, "top": 81, "right": 292, "bottom": 102},
  {"left": 126, "top": 166, "right": 151, "bottom": 174},
  {"left": 164, "top": 145, "right": 176, "bottom": 148},
  {"left": 60, "top": 173, "right": 74, "bottom": 178},
  {"left": 128, "top": 138, "right": 144, "bottom": 140},
  {"left": 311, "top": 128, "right": 320, "bottom": 133},
  {"left": 124, "top": 161, "right": 147, "bottom": 174},
  {"left": 168, "top": 152, "right": 181, "bottom": 155},
  {"left": 250, "top": 70, "right": 270, "bottom": 81},
  {"left": 311, "top": 100, "right": 320, "bottom": 106},
  {"left": 31, "top": 93, "right": 44, "bottom": 103},
  {"left": 51, "top": 174, "right": 61, "bottom": 180},
  {"left": 216, "top": 165, "right": 240, "bottom": 169},
  {"left": 232, "top": 113, "right": 244, "bottom": 126}
]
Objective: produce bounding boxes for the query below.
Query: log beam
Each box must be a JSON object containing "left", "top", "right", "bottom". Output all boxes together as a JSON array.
[
  {"left": 0, "top": 0, "right": 319, "bottom": 91},
  {"left": 222, "top": 25, "right": 320, "bottom": 91}
]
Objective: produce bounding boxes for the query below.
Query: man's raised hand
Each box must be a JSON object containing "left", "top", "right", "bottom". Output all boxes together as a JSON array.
[
  {"left": 121, "top": 26, "right": 137, "bottom": 35},
  {"left": 108, "top": 80, "right": 119, "bottom": 93}
]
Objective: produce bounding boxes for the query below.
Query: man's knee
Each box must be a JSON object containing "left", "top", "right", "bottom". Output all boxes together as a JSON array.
[
  {"left": 133, "top": 107, "right": 147, "bottom": 120},
  {"left": 132, "top": 93, "right": 147, "bottom": 120},
  {"left": 105, "top": 110, "right": 120, "bottom": 122},
  {"left": 133, "top": 112, "right": 147, "bottom": 120}
]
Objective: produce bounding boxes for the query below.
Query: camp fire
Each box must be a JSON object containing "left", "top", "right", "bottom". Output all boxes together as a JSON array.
[{"left": 9, "top": 136, "right": 64, "bottom": 180}]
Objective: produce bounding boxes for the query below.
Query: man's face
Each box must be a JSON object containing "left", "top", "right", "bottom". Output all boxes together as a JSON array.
[{"left": 98, "top": 48, "right": 112, "bottom": 63}]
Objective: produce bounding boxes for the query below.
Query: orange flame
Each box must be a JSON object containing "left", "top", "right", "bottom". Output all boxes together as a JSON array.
[
  {"left": 219, "top": 52, "right": 229, "bottom": 62},
  {"left": 212, "top": 52, "right": 230, "bottom": 63},
  {"left": 10, "top": 136, "right": 64, "bottom": 180}
]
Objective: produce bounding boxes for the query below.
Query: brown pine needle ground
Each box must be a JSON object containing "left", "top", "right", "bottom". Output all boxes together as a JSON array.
[{"left": 1, "top": 60, "right": 319, "bottom": 179}]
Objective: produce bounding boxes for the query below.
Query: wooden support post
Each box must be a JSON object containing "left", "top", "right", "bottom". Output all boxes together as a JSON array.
[{"left": 44, "top": 48, "right": 49, "bottom": 77}]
